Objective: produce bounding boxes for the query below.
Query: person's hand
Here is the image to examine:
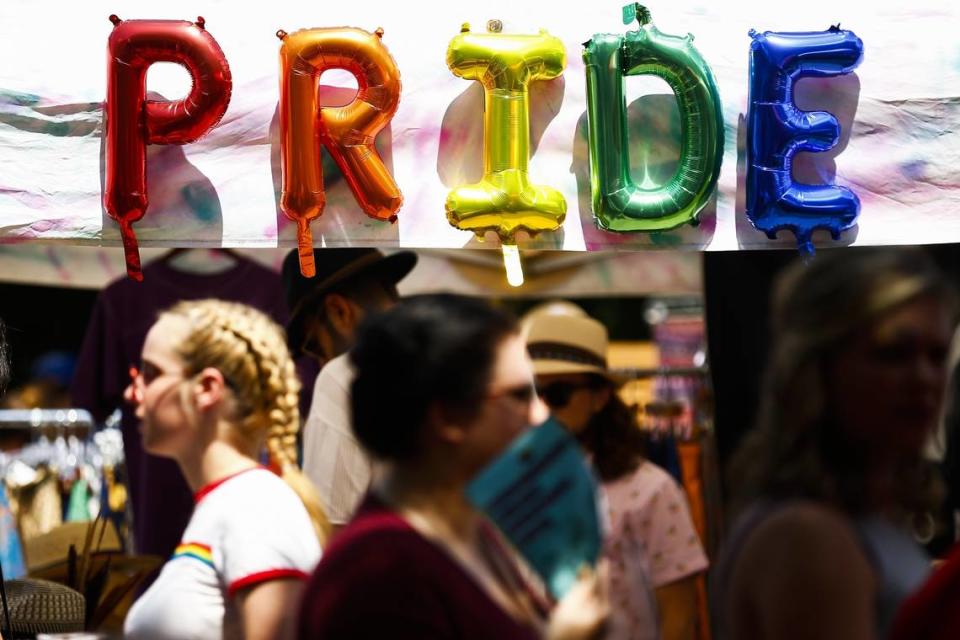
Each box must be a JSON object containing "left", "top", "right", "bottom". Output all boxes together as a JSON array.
[{"left": 545, "top": 560, "right": 610, "bottom": 640}]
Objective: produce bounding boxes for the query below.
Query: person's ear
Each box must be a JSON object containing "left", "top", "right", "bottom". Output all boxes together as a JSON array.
[
  {"left": 302, "top": 315, "right": 335, "bottom": 367},
  {"left": 193, "top": 367, "right": 228, "bottom": 412},
  {"left": 427, "top": 403, "right": 469, "bottom": 446},
  {"left": 323, "top": 293, "right": 358, "bottom": 338}
]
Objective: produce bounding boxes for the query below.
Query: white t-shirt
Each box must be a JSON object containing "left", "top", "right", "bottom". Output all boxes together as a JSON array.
[
  {"left": 124, "top": 467, "right": 321, "bottom": 640},
  {"left": 302, "top": 353, "right": 372, "bottom": 524}
]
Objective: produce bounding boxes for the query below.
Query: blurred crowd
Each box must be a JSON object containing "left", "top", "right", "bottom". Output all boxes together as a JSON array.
[{"left": 1, "top": 246, "right": 958, "bottom": 639}]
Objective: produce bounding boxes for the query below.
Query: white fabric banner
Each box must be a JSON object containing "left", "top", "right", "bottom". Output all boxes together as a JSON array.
[{"left": 1, "top": 0, "right": 958, "bottom": 253}]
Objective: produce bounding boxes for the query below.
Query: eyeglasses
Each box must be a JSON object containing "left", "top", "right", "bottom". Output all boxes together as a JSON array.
[
  {"left": 486, "top": 382, "right": 538, "bottom": 406},
  {"left": 535, "top": 380, "right": 602, "bottom": 408}
]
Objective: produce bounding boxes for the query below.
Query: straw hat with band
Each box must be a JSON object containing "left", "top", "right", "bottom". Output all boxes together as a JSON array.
[
  {"left": 283, "top": 248, "right": 417, "bottom": 353},
  {"left": 525, "top": 313, "right": 621, "bottom": 385},
  {"left": 1, "top": 578, "right": 85, "bottom": 637}
]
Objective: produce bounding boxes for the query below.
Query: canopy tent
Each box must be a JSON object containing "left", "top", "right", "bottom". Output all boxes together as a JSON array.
[{"left": 0, "top": 245, "right": 702, "bottom": 296}]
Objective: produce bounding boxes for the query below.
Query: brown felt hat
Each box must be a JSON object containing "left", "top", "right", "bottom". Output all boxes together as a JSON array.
[{"left": 282, "top": 248, "right": 416, "bottom": 354}]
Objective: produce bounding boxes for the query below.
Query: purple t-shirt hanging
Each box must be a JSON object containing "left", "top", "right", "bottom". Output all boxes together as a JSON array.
[{"left": 71, "top": 255, "right": 291, "bottom": 561}]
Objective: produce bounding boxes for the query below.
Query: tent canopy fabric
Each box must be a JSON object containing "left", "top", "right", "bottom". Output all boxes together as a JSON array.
[{"left": 0, "top": 246, "right": 703, "bottom": 295}]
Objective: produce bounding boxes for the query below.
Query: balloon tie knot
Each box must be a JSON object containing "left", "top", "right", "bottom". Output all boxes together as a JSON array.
[{"left": 635, "top": 4, "right": 652, "bottom": 26}]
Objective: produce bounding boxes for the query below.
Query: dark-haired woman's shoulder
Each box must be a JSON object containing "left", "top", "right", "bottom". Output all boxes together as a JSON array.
[
  {"left": 297, "top": 495, "right": 539, "bottom": 640},
  {"left": 726, "top": 501, "right": 876, "bottom": 640}
]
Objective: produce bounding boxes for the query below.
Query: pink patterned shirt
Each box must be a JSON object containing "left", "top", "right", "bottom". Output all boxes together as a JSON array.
[{"left": 603, "top": 461, "right": 709, "bottom": 640}]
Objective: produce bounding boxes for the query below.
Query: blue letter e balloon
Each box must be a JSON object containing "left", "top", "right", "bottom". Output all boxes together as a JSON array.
[{"left": 746, "top": 26, "right": 863, "bottom": 254}]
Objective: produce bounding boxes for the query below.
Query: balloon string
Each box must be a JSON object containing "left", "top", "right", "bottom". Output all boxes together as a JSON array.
[
  {"left": 798, "top": 234, "right": 816, "bottom": 260},
  {"left": 296, "top": 219, "right": 316, "bottom": 278},
  {"left": 118, "top": 219, "right": 143, "bottom": 282},
  {"left": 502, "top": 243, "right": 524, "bottom": 287}
]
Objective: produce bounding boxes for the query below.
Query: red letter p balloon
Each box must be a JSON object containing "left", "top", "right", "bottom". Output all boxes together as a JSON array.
[{"left": 104, "top": 15, "right": 232, "bottom": 281}]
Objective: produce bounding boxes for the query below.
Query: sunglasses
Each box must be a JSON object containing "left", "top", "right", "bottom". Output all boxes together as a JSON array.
[
  {"left": 129, "top": 361, "right": 175, "bottom": 387},
  {"left": 535, "top": 379, "right": 603, "bottom": 408}
]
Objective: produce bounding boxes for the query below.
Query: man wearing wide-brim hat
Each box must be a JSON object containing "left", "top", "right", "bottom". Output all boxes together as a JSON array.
[{"left": 283, "top": 248, "right": 416, "bottom": 531}]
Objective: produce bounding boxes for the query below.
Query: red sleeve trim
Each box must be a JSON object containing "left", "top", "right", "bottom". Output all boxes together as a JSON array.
[{"left": 227, "top": 568, "right": 310, "bottom": 598}]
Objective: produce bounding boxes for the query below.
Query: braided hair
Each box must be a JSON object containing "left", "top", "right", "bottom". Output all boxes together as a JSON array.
[{"left": 163, "top": 299, "right": 330, "bottom": 543}]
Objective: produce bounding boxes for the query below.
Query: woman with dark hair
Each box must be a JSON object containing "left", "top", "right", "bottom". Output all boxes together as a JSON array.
[
  {"left": 297, "top": 294, "right": 608, "bottom": 640},
  {"left": 525, "top": 309, "right": 707, "bottom": 640},
  {"left": 715, "top": 248, "right": 957, "bottom": 640}
]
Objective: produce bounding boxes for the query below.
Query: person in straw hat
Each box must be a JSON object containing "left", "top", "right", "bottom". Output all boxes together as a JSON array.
[{"left": 526, "top": 307, "right": 707, "bottom": 640}]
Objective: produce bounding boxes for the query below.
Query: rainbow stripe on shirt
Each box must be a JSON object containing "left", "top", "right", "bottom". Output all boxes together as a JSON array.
[{"left": 173, "top": 542, "right": 214, "bottom": 569}]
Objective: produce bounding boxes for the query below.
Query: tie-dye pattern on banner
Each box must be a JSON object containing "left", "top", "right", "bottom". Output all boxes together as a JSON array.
[{"left": 1, "top": 0, "right": 959, "bottom": 253}]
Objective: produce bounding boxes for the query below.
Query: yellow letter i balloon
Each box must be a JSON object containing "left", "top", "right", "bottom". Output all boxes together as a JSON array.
[{"left": 445, "top": 21, "right": 567, "bottom": 256}]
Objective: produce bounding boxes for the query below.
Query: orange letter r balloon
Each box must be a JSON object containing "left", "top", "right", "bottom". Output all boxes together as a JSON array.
[{"left": 278, "top": 26, "right": 402, "bottom": 277}]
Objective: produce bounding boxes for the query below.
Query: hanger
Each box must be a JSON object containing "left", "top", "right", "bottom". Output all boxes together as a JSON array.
[{"left": 160, "top": 248, "right": 241, "bottom": 275}]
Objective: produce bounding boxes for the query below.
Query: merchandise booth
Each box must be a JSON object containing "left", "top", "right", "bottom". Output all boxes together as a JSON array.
[{"left": 1, "top": 0, "right": 958, "bottom": 636}]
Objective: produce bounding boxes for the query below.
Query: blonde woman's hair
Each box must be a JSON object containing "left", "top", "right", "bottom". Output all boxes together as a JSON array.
[
  {"left": 729, "top": 248, "right": 957, "bottom": 517},
  {"left": 163, "top": 299, "right": 330, "bottom": 543}
]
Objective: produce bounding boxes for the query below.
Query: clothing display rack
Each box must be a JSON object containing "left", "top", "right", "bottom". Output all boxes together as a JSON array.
[
  {"left": 611, "top": 366, "right": 710, "bottom": 379},
  {"left": 0, "top": 409, "right": 95, "bottom": 432},
  {"left": 0, "top": 409, "right": 128, "bottom": 569}
]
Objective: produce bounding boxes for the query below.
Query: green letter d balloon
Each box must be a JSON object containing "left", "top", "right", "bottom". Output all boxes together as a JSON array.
[{"left": 583, "top": 5, "right": 723, "bottom": 232}]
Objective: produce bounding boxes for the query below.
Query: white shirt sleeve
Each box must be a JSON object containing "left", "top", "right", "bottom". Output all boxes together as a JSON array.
[
  {"left": 217, "top": 472, "right": 322, "bottom": 597},
  {"left": 302, "top": 354, "right": 372, "bottom": 524}
]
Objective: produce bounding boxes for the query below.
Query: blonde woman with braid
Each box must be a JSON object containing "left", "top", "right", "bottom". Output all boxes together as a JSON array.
[{"left": 123, "top": 299, "right": 327, "bottom": 640}]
